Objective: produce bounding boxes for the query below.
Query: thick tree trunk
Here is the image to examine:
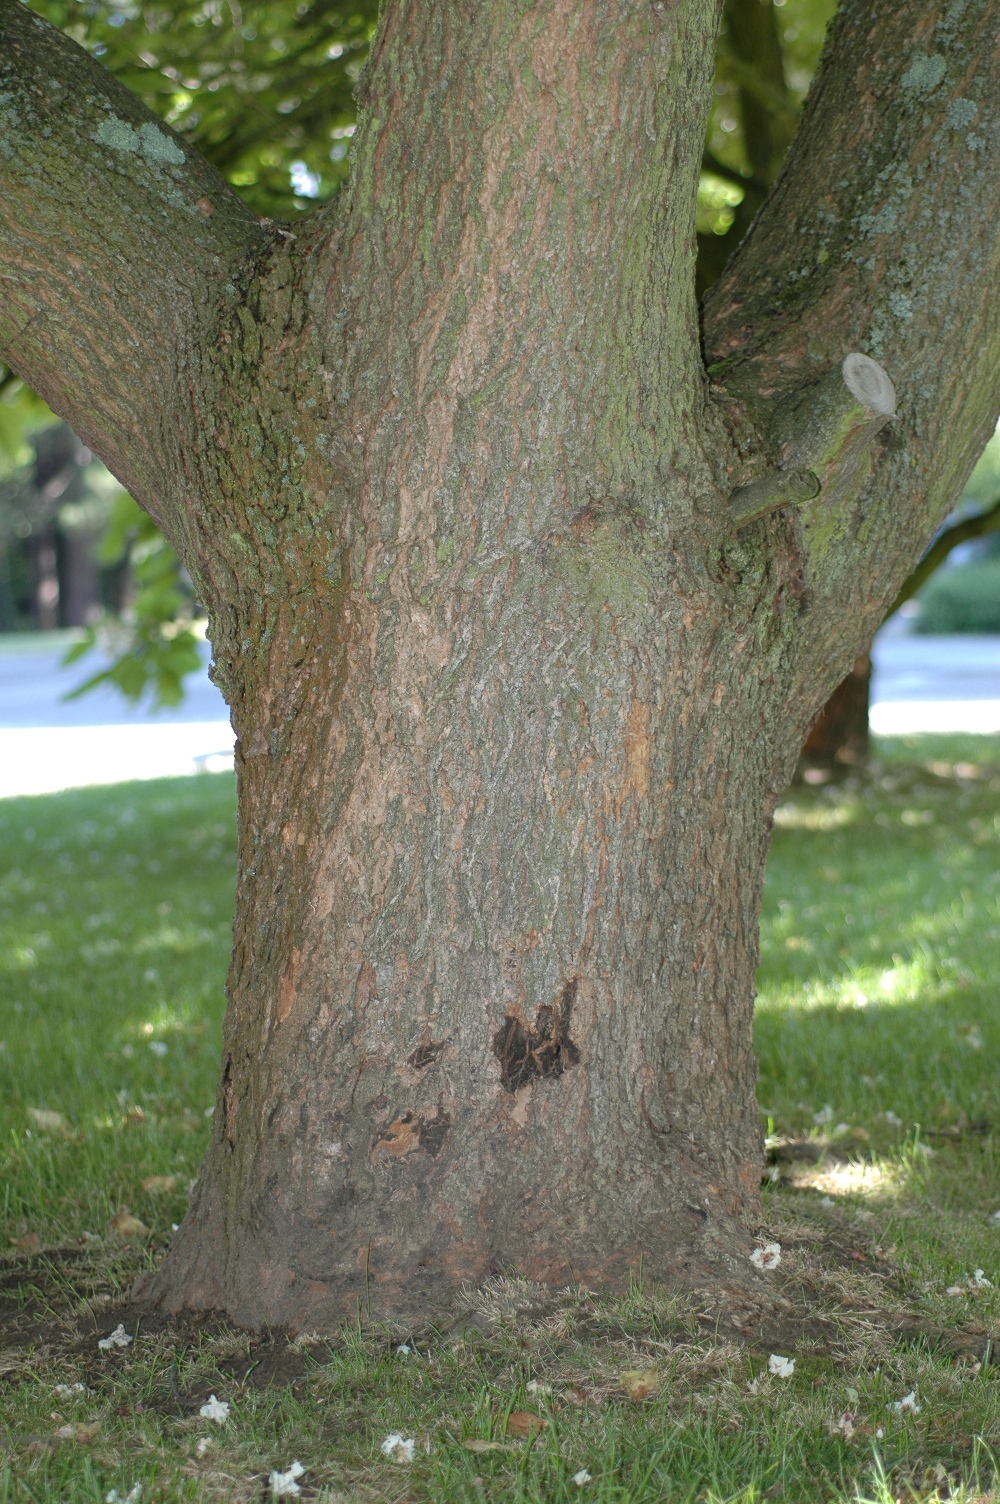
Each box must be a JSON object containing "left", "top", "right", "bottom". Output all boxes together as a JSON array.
[{"left": 5, "top": 0, "right": 1000, "bottom": 1327}]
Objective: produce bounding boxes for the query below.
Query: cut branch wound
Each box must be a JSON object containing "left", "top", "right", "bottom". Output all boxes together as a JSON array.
[{"left": 728, "top": 353, "right": 896, "bottom": 530}]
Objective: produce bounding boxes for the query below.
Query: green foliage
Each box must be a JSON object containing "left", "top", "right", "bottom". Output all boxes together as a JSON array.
[
  {"left": 698, "top": 0, "right": 836, "bottom": 242},
  {"left": 912, "top": 560, "right": 1000, "bottom": 635},
  {"left": 0, "top": 379, "right": 59, "bottom": 476},
  {"left": 28, "top": 0, "right": 379, "bottom": 219},
  {"left": 62, "top": 492, "right": 204, "bottom": 708}
]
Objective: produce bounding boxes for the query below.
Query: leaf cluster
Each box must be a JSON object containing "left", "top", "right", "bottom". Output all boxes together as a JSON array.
[{"left": 62, "top": 492, "right": 204, "bottom": 709}]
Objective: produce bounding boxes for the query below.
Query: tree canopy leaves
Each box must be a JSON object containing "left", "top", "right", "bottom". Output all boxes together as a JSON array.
[{"left": 28, "top": 0, "right": 379, "bottom": 219}]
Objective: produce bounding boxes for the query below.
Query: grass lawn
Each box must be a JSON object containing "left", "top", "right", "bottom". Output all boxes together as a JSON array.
[{"left": 2, "top": 736, "right": 1000, "bottom": 1502}]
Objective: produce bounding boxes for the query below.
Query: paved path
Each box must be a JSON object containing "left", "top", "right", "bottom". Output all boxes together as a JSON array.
[
  {"left": 1, "top": 625, "right": 999, "bottom": 798},
  {"left": 0, "top": 633, "right": 233, "bottom": 797},
  {"left": 869, "top": 618, "right": 1000, "bottom": 734}
]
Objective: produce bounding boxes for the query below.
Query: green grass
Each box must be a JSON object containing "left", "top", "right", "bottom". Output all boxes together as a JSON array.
[{"left": 2, "top": 740, "right": 1000, "bottom": 1502}]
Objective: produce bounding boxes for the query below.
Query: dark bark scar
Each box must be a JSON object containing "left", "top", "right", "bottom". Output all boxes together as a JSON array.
[
  {"left": 407, "top": 1039, "right": 447, "bottom": 1070},
  {"left": 492, "top": 979, "right": 581, "bottom": 1094}
]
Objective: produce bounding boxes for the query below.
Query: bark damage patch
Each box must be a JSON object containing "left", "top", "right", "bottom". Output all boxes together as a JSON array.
[
  {"left": 370, "top": 1106, "right": 452, "bottom": 1164},
  {"left": 492, "top": 980, "right": 581, "bottom": 1093}
]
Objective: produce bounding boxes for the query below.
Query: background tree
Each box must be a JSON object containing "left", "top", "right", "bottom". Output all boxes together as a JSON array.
[{"left": 4, "top": 0, "right": 1000, "bottom": 1328}]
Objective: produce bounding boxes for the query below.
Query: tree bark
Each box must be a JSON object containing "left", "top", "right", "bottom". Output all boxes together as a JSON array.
[{"left": 4, "top": 0, "right": 1000, "bottom": 1327}]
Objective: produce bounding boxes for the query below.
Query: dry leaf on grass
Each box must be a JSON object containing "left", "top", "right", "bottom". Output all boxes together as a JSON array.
[
  {"left": 463, "top": 1439, "right": 517, "bottom": 1454},
  {"left": 619, "top": 1368, "right": 660, "bottom": 1401},
  {"left": 55, "top": 1420, "right": 102, "bottom": 1443},
  {"left": 108, "top": 1210, "right": 150, "bottom": 1239},
  {"left": 9, "top": 1232, "right": 41, "bottom": 1253},
  {"left": 141, "top": 1176, "right": 176, "bottom": 1194},
  {"left": 506, "top": 1411, "right": 547, "bottom": 1438}
]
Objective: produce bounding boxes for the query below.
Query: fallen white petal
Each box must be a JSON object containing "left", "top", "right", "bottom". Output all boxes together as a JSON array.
[
  {"left": 199, "top": 1395, "right": 230, "bottom": 1423},
  {"left": 195, "top": 1437, "right": 212, "bottom": 1457},
  {"left": 768, "top": 1354, "right": 794, "bottom": 1378},
  {"left": 381, "top": 1433, "right": 416, "bottom": 1462},
  {"left": 104, "top": 1488, "right": 141, "bottom": 1504},
  {"left": 395, "top": 1343, "right": 411, "bottom": 1355},
  {"left": 875, "top": 1426, "right": 884, "bottom": 1440},
  {"left": 269, "top": 1462, "right": 305, "bottom": 1497},
  {"left": 892, "top": 1391, "right": 920, "bottom": 1415},
  {"left": 973, "top": 1269, "right": 993, "bottom": 1287},
  {"left": 54, "top": 1383, "right": 86, "bottom": 1398},
  {"left": 946, "top": 1284, "right": 966, "bottom": 1296},
  {"left": 97, "top": 1324, "right": 132, "bottom": 1351},
  {"left": 526, "top": 1380, "right": 552, "bottom": 1395},
  {"left": 750, "top": 1242, "right": 781, "bottom": 1271},
  {"left": 573, "top": 1470, "right": 592, "bottom": 1486}
]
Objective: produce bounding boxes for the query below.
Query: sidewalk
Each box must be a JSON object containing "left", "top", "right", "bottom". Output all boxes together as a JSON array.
[
  {"left": 0, "top": 632, "right": 233, "bottom": 797},
  {"left": 1, "top": 625, "right": 999, "bottom": 799},
  {"left": 868, "top": 617, "right": 1000, "bottom": 735}
]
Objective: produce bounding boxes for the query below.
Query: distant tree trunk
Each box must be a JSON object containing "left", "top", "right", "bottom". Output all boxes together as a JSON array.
[
  {"left": 31, "top": 527, "right": 59, "bottom": 629},
  {"left": 4, "top": 0, "right": 1000, "bottom": 1327},
  {"left": 799, "top": 656, "right": 870, "bottom": 774}
]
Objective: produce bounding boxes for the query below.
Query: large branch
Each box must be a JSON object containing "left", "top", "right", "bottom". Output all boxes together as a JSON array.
[
  {"left": 703, "top": 0, "right": 1000, "bottom": 728},
  {"left": 0, "top": 1, "right": 266, "bottom": 541}
]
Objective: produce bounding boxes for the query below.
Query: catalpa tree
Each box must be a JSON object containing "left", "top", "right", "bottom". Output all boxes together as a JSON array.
[{"left": 1, "top": 0, "right": 997, "bottom": 1327}]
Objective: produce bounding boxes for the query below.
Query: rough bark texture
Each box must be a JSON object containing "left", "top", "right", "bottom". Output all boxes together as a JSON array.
[{"left": 4, "top": 0, "right": 1000, "bottom": 1328}]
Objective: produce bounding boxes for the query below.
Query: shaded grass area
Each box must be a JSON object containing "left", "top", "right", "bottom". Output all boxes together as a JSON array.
[{"left": 1, "top": 738, "right": 1000, "bottom": 1502}]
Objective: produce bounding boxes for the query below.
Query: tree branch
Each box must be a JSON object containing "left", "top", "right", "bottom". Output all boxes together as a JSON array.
[
  {"left": 0, "top": 1, "right": 267, "bottom": 540},
  {"left": 704, "top": 0, "right": 1000, "bottom": 727},
  {"left": 891, "top": 496, "right": 1000, "bottom": 614}
]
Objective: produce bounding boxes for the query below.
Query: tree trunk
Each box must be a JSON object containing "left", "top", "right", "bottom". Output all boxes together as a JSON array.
[{"left": 4, "top": 0, "right": 1000, "bottom": 1327}]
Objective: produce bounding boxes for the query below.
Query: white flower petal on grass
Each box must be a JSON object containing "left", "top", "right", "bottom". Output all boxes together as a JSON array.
[
  {"left": 750, "top": 1242, "right": 781, "bottom": 1271},
  {"left": 989, "top": 1210, "right": 1000, "bottom": 1227},
  {"left": 973, "top": 1268, "right": 993, "bottom": 1287},
  {"left": 768, "top": 1354, "right": 795, "bottom": 1378},
  {"left": 395, "top": 1343, "right": 411, "bottom": 1355},
  {"left": 573, "top": 1470, "right": 592, "bottom": 1486},
  {"left": 946, "top": 1283, "right": 966, "bottom": 1296},
  {"left": 380, "top": 1433, "right": 416, "bottom": 1463},
  {"left": 195, "top": 1438, "right": 212, "bottom": 1457},
  {"left": 53, "top": 1383, "right": 86, "bottom": 1399},
  {"left": 269, "top": 1462, "right": 305, "bottom": 1497},
  {"left": 526, "top": 1380, "right": 552, "bottom": 1395},
  {"left": 97, "top": 1324, "right": 132, "bottom": 1351},
  {"left": 875, "top": 1426, "right": 884, "bottom": 1440},
  {"left": 105, "top": 1488, "right": 142, "bottom": 1504},
  {"left": 198, "top": 1395, "right": 230, "bottom": 1423},
  {"left": 892, "top": 1391, "right": 920, "bottom": 1415}
]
